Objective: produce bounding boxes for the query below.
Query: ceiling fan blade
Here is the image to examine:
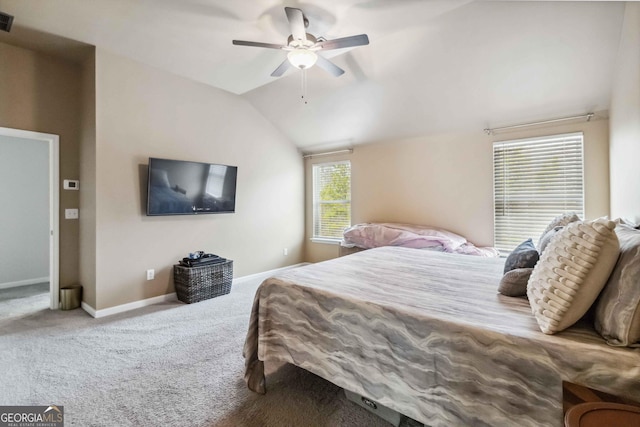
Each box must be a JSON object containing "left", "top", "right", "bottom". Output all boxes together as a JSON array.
[
  {"left": 232, "top": 40, "right": 286, "bottom": 49},
  {"left": 271, "top": 59, "right": 293, "bottom": 77},
  {"left": 285, "top": 7, "right": 307, "bottom": 42},
  {"left": 315, "top": 34, "right": 370, "bottom": 50},
  {"left": 315, "top": 55, "right": 345, "bottom": 77}
]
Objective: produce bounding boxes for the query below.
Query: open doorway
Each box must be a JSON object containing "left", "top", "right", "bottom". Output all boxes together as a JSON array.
[{"left": 0, "top": 126, "right": 59, "bottom": 310}]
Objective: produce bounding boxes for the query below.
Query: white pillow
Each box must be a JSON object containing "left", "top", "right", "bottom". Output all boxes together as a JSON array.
[
  {"left": 595, "top": 224, "right": 640, "bottom": 346},
  {"left": 527, "top": 219, "right": 620, "bottom": 334}
]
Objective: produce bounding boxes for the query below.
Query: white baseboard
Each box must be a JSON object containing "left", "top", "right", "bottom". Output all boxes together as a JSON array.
[
  {"left": 232, "top": 262, "right": 309, "bottom": 286},
  {"left": 80, "top": 302, "right": 96, "bottom": 317},
  {"left": 82, "top": 262, "right": 310, "bottom": 319},
  {"left": 82, "top": 293, "right": 178, "bottom": 318},
  {"left": 0, "top": 277, "right": 49, "bottom": 290}
]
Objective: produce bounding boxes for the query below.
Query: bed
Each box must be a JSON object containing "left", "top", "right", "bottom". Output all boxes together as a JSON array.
[{"left": 243, "top": 246, "right": 640, "bottom": 426}]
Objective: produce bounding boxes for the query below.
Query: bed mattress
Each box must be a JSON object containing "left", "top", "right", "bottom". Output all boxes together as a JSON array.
[{"left": 243, "top": 246, "right": 640, "bottom": 426}]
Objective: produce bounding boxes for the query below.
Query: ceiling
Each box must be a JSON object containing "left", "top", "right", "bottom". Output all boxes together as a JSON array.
[{"left": 0, "top": 1, "right": 625, "bottom": 150}]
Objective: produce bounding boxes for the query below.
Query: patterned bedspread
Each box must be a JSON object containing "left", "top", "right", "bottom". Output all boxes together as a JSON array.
[{"left": 243, "top": 247, "right": 640, "bottom": 426}]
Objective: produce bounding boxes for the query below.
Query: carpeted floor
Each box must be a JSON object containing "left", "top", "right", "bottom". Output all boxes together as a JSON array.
[
  {"left": 0, "top": 275, "right": 419, "bottom": 427},
  {"left": 0, "top": 282, "right": 49, "bottom": 303}
]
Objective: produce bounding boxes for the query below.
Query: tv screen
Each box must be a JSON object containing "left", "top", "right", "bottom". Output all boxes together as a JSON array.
[{"left": 146, "top": 157, "right": 238, "bottom": 216}]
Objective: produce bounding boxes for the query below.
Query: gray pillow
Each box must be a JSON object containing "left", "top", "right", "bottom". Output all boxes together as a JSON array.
[
  {"left": 594, "top": 224, "right": 640, "bottom": 347},
  {"left": 498, "top": 268, "right": 533, "bottom": 297},
  {"left": 537, "top": 213, "right": 580, "bottom": 249},
  {"left": 503, "top": 238, "right": 539, "bottom": 274}
]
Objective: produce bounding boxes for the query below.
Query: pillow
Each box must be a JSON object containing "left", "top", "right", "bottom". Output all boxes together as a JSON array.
[
  {"left": 538, "top": 226, "right": 564, "bottom": 255},
  {"left": 537, "top": 213, "right": 580, "bottom": 249},
  {"left": 503, "top": 238, "right": 539, "bottom": 274},
  {"left": 594, "top": 225, "right": 640, "bottom": 346},
  {"left": 527, "top": 219, "right": 620, "bottom": 334},
  {"left": 614, "top": 217, "right": 638, "bottom": 227},
  {"left": 498, "top": 268, "right": 534, "bottom": 297},
  {"left": 341, "top": 223, "right": 467, "bottom": 251}
]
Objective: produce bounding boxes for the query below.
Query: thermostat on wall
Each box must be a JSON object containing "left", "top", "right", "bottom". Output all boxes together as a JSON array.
[{"left": 63, "top": 179, "right": 80, "bottom": 190}]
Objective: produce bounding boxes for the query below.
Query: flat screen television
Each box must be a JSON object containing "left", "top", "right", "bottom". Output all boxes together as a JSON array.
[{"left": 146, "top": 157, "right": 238, "bottom": 216}]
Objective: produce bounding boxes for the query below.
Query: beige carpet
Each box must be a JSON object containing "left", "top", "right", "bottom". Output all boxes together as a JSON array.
[{"left": 0, "top": 275, "right": 421, "bottom": 427}]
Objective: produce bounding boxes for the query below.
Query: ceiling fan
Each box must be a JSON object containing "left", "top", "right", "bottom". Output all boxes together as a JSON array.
[{"left": 233, "top": 7, "right": 369, "bottom": 78}]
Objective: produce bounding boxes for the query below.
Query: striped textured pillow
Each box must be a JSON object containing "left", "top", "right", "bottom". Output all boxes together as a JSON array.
[{"left": 527, "top": 219, "right": 620, "bottom": 334}]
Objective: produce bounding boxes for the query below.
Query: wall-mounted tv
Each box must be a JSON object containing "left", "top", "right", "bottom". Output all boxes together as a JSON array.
[{"left": 147, "top": 157, "right": 238, "bottom": 216}]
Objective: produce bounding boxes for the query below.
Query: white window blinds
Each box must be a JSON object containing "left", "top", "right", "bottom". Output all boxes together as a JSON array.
[
  {"left": 312, "top": 161, "right": 351, "bottom": 240},
  {"left": 493, "top": 133, "right": 584, "bottom": 253}
]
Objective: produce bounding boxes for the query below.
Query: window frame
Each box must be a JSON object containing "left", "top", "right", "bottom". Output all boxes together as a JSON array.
[
  {"left": 311, "top": 160, "right": 352, "bottom": 243},
  {"left": 493, "top": 132, "right": 585, "bottom": 253}
]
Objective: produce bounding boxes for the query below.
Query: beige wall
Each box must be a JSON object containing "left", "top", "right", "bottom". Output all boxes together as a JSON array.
[
  {"left": 0, "top": 42, "right": 81, "bottom": 287},
  {"left": 79, "top": 51, "right": 97, "bottom": 308},
  {"left": 92, "top": 49, "right": 304, "bottom": 310},
  {"left": 610, "top": 2, "right": 640, "bottom": 223},
  {"left": 305, "top": 118, "right": 610, "bottom": 263}
]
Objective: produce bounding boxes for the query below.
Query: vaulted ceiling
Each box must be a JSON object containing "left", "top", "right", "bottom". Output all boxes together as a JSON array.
[{"left": 0, "top": 1, "right": 625, "bottom": 149}]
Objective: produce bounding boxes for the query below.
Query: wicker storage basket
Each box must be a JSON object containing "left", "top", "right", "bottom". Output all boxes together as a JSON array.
[{"left": 173, "top": 260, "right": 233, "bottom": 304}]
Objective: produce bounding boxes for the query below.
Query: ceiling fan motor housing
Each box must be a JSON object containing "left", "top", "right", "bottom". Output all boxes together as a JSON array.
[{"left": 287, "top": 33, "right": 317, "bottom": 48}]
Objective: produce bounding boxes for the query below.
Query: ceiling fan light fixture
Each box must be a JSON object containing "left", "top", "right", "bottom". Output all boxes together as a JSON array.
[
  {"left": 233, "top": 7, "right": 368, "bottom": 78},
  {"left": 287, "top": 49, "right": 317, "bottom": 69}
]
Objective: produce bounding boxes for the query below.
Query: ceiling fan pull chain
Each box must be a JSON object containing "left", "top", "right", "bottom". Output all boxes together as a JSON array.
[{"left": 301, "top": 69, "right": 308, "bottom": 105}]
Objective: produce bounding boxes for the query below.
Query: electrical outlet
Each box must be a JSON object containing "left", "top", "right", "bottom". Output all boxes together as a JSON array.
[
  {"left": 146, "top": 269, "right": 155, "bottom": 280},
  {"left": 65, "top": 208, "right": 79, "bottom": 219},
  {"left": 283, "top": 248, "right": 288, "bottom": 256}
]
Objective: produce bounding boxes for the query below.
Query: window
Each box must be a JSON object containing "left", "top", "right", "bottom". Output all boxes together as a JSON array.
[
  {"left": 312, "top": 161, "right": 351, "bottom": 241},
  {"left": 493, "top": 133, "right": 584, "bottom": 253}
]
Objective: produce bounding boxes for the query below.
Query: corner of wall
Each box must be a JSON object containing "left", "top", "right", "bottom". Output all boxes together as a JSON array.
[
  {"left": 609, "top": 2, "right": 640, "bottom": 222},
  {"left": 79, "top": 48, "right": 97, "bottom": 308}
]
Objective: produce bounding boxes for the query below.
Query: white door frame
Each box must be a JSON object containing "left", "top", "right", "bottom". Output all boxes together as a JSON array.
[{"left": 0, "top": 126, "right": 60, "bottom": 310}]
